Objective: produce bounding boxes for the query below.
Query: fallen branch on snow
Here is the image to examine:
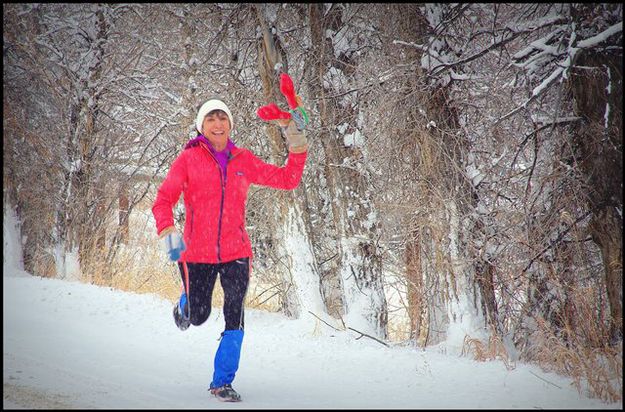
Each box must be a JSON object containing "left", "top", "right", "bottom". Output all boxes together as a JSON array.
[{"left": 307, "top": 311, "right": 389, "bottom": 347}]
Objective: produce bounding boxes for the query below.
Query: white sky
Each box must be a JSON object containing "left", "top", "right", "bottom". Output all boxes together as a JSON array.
[{"left": 3, "top": 208, "right": 621, "bottom": 409}]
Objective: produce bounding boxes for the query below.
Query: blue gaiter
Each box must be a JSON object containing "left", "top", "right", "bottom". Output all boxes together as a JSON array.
[{"left": 211, "top": 329, "right": 244, "bottom": 388}]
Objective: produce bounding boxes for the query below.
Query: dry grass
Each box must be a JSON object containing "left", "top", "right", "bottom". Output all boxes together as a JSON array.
[
  {"left": 102, "top": 243, "right": 228, "bottom": 309},
  {"left": 512, "top": 278, "right": 623, "bottom": 404},
  {"left": 83, "top": 204, "right": 287, "bottom": 314},
  {"left": 461, "top": 330, "right": 516, "bottom": 371},
  {"left": 527, "top": 317, "right": 622, "bottom": 403},
  {"left": 245, "top": 275, "right": 282, "bottom": 312},
  {"left": 387, "top": 316, "right": 412, "bottom": 342}
]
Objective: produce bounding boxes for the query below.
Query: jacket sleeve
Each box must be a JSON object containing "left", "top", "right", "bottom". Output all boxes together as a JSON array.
[
  {"left": 247, "top": 150, "right": 307, "bottom": 190},
  {"left": 152, "top": 152, "right": 188, "bottom": 235}
]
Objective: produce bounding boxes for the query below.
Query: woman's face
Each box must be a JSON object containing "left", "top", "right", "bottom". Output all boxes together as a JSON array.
[{"left": 202, "top": 110, "right": 231, "bottom": 151}]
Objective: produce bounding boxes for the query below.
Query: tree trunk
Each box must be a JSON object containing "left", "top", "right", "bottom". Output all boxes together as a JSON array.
[
  {"left": 309, "top": 4, "right": 388, "bottom": 339},
  {"left": 406, "top": 229, "right": 426, "bottom": 344},
  {"left": 255, "top": 4, "right": 325, "bottom": 319},
  {"left": 178, "top": 6, "right": 200, "bottom": 142},
  {"left": 589, "top": 207, "right": 623, "bottom": 342},
  {"left": 472, "top": 190, "right": 501, "bottom": 335},
  {"left": 418, "top": 12, "right": 487, "bottom": 346},
  {"left": 119, "top": 184, "right": 130, "bottom": 244},
  {"left": 569, "top": 33, "right": 623, "bottom": 342},
  {"left": 77, "top": 6, "right": 109, "bottom": 283}
]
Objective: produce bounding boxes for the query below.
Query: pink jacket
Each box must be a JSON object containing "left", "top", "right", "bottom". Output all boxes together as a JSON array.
[{"left": 152, "top": 139, "right": 307, "bottom": 263}]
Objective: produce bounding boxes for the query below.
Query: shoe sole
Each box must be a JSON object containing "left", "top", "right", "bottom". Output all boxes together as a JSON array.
[
  {"left": 173, "top": 306, "right": 190, "bottom": 330},
  {"left": 210, "top": 390, "right": 241, "bottom": 402},
  {"left": 215, "top": 396, "right": 241, "bottom": 402}
]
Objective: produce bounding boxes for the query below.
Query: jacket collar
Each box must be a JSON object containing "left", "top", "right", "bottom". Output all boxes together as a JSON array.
[{"left": 185, "top": 135, "right": 239, "bottom": 154}]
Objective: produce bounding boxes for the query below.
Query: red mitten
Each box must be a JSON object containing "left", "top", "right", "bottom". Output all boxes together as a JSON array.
[
  {"left": 257, "top": 73, "right": 308, "bottom": 130},
  {"left": 279, "top": 73, "right": 299, "bottom": 110},
  {"left": 257, "top": 103, "right": 291, "bottom": 121}
]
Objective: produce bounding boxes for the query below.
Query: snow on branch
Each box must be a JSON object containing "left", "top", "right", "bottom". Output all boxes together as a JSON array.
[
  {"left": 576, "top": 21, "right": 623, "bottom": 49},
  {"left": 394, "top": 6, "right": 569, "bottom": 87},
  {"left": 427, "top": 15, "right": 567, "bottom": 80},
  {"left": 498, "top": 18, "right": 622, "bottom": 124}
]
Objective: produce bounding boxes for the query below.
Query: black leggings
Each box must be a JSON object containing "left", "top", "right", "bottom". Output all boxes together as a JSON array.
[{"left": 178, "top": 258, "right": 249, "bottom": 331}]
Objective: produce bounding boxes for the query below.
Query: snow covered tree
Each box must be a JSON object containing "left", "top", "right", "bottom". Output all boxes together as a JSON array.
[
  {"left": 252, "top": 4, "right": 327, "bottom": 320},
  {"left": 4, "top": 4, "right": 115, "bottom": 279},
  {"left": 372, "top": 4, "right": 491, "bottom": 346},
  {"left": 403, "top": 3, "right": 622, "bottom": 360},
  {"left": 563, "top": 3, "right": 622, "bottom": 343},
  {"left": 5, "top": 4, "right": 188, "bottom": 282},
  {"left": 305, "top": 4, "right": 389, "bottom": 338}
]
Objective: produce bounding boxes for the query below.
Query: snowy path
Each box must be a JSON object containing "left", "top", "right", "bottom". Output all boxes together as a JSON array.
[{"left": 3, "top": 272, "right": 621, "bottom": 409}]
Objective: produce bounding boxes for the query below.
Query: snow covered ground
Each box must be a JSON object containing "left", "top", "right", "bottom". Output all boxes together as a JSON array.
[
  {"left": 3, "top": 206, "right": 622, "bottom": 409},
  {"left": 3, "top": 267, "right": 621, "bottom": 409}
]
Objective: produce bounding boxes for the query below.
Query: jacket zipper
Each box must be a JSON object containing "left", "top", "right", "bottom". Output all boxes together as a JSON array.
[
  {"left": 204, "top": 145, "right": 241, "bottom": 263},
  {"left": 188, "top": 206, "right": 195, "bottom": 248},
  {"left": 217, "top": 167, "right": 225, "bottom": 262}
]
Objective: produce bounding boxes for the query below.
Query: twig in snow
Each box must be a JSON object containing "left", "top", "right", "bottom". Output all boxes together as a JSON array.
[
  {"left": 307, "top": 311, "right": 341, "bottom": 331},
  {"left": 307, "top": 311, "right": 390, "bottom": 347},
  {"left": 529, "top": 370, "right": 562, "bottom": 389},
  {"left": 347, "top": 327, "right": 390, "bottom": 347}
]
